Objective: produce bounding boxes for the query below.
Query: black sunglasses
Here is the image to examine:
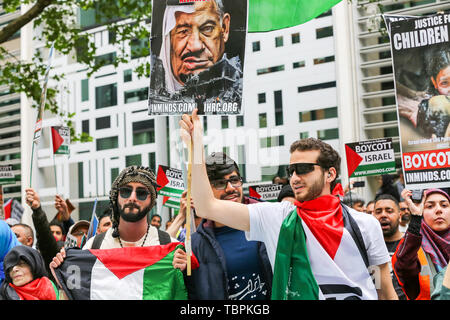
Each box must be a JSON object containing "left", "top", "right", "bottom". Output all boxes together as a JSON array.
[
  {"left": 286, "top": 163, "right": 321, "bottom": 177},
  {"left": 211, "top": 176, "right": 243, "bottom": 190},
  {"left": 119, "top": 186, "right": 150, "bottom": 201}
]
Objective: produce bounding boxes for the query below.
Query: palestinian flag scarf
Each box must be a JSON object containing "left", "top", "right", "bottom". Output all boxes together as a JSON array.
[
  {"left": 9, "top": 277, "right": 59, "bottom": 300},
  {"left": 272, "top": 195, "right": 377, "bottom": 300},
  {"left": 271, "top": 207, "right": 319, "bottom": 300}
]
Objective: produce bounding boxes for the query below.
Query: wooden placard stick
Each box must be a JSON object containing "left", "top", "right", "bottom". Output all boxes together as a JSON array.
[{"left": 185, "top": 137, "right": 193, "bottom": 276}]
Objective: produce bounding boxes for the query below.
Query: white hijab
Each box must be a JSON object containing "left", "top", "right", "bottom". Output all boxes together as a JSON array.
[{"left": 160, "top": 5, "right": 196, "bottom": 93}]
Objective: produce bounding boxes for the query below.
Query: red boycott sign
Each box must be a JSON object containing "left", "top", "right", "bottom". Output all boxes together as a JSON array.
[
  {"left": 403, "top": 149, "right": 450, "bottom": 171},
  {"left": 402, "top": 148, "right": 450, "bottom": 189}
]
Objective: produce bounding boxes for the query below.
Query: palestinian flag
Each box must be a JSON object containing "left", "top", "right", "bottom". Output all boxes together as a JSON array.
[
  {"left": 3, "top": 198, "right": 12, "bottom": 220},
  {"left": 54, "top": 243, "right": 198, "bottom": 300},
  {"left": 248, "top": 0, "right": 342, "bottom": 32},
  {"left": 345, "top": 144, "right": 364, "bottom": 177},
  {"left": 162, "top": 196, "right": 181, "bottom": 210},
  {"left": 156, "top": 165, "right": 184, "bottom": 198},
  {"left": 51, "top": 126, "right": 70, "bottom": 155},
  {"left": 272, "top": 196, "right": 381, "bottom": 300}
]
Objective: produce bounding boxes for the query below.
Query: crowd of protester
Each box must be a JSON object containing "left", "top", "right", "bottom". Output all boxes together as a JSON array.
[
  {"left": 0, "top": 143, "right": 448, "bottom": 300},
  {"left": 341, "top": 173, "right": 449, "bottom": 300}
]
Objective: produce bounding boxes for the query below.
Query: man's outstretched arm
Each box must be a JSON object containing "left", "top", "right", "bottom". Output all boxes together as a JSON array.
[{"left": 179, "top": 109, "right": 250, "bottom": 231}]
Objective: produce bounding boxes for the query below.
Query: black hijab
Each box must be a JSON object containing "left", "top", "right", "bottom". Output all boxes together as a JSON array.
[{"left": 0, "top": 246, "right": 48, "bottom": 300}]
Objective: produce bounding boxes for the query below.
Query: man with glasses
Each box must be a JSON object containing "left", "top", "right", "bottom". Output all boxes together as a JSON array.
[
  {"left": 178, "top": 109, "right": 398, "bottom": 300},
  {"left": 176, "top": 152, "right": 272, "bottom": 300}
]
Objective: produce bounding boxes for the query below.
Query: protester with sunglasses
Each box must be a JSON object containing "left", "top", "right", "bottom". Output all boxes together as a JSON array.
[
  {"left": 49, "top": 166, "right": 173, "bottom": 263},
  {"left": 49, "top": 166, "right": 196, "bottom": 300},
  {"left": 174, "top": 152, "right": 272, "bottom": 300},
  {"left": 178, "top": 109, "right": 397, "bottom": 300},
  {"left": 81, "top": 166, "right": 173, "bottom": 249}
]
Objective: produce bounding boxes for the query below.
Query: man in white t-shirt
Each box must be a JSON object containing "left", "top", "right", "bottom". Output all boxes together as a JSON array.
[{"left": 177, "top": 109, "right": 398, "bottom": 300}]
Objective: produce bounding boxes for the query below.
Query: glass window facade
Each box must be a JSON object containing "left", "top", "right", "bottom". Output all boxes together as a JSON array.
[
  {"left": 132, "top": 119, "right": 155, "bottom": 145},
  {"left": 252, "top": 41, "right": 260, "bottom": 52},
  {"left": 96, "top": 136, "right": 118, "bottom": 151},
  {"left": 316, "top": 26, "right": 334, "bottom": 39},
  {"left": 299, "top": 107, "right": 338, "bottom": 122},
  {"left": 124, "top": 87, "right": 148, "bottom": 104},
  {"left": 317, "top": 128, "right": 339, "bottom": 140},
  {"left": 81, "top": 79, "right": 89, "bottom": 102},
  {"left": 95, "top": 83, "right": 117, "bottom": 109},
  {"left": 275, "top": 36, "right": 284, "bottom": 47},
  {"left": 257, "top": 65, "right": 285, "bottom": 76}
]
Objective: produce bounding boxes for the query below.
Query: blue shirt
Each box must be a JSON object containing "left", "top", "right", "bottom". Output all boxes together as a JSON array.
[
  {"left": 214, "top": 226, "right": 267, "bottom": 300},
  {"left": 0, "top": 220, "right": 21, "bottom": 283}
]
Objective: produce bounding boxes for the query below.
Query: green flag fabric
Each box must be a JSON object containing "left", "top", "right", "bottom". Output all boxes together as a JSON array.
[
  {"left": 54, "top": 243, "right": 198, "bottom": 300},
  {"left": 248, "top": 0, "right": 342, "bottom": 32},
  {"left": 272, "top": 209, "right": 319, "bottom": 300}
]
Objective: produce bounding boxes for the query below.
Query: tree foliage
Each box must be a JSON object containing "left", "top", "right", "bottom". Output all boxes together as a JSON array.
[{"left": 0, "top": 0, "right": 152, "bottom": 142}]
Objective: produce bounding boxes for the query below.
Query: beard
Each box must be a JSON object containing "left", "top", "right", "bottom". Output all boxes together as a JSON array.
[
  {"left": 382, "top": 220, "right": 400, "bottom": 238},
  {"left": 293, "top": 173, "right": 325, "bottom": 202},
  {"left": 119, "top": 202, "right": 152, "bottom": 223}
]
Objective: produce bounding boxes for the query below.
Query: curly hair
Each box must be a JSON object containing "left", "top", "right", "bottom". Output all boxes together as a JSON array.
[{"left": 289, "top": 138, "right": 341, "bottom": 191}]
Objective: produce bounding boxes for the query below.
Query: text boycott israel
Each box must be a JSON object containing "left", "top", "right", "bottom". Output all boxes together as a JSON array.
[
  {"left": 387, "top": 13, "right": 450, "bottom": 190},
  {"left": 345, "top": 139, "right": 396, "bottom": 178},
  {"left": 248, "top": 184, "right": 283, "bottom": 202}
]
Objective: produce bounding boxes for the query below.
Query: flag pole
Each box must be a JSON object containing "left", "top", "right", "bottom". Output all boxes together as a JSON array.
[
  {"left": 348, "top": 174, "right": 353, "bottom": 207},
  {"left": 29, "top": 142, "right": 35, "bottom": 188},
  {"left": 51, "top": 132, "right": 59, "bottom": 195},
  {"left": 0, "top": 185, "right": 4, "bottom": 220},
  {"left": 185, "top": 137, "right": 193, "bottom": 276}
]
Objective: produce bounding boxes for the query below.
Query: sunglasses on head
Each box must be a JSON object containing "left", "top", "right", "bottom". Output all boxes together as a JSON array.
[
  {"left": 119, "top": 186, "right": 150, "bottom": 201},
  {"left": 286, "top": 163, "right": 321, "bottom": 177},
  {"left": 211, "top": 176, "right": 243, "bottom": 190}
]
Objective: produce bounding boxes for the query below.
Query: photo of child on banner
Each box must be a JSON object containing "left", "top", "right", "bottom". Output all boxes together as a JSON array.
[
  {"left": 148, "top": 0, "right": 247, "bottom": 115},
  {"left": 386, "top": 13, "right": 450, "bottom": 190}
]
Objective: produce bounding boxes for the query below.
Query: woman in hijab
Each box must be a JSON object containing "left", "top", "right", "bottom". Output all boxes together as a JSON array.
[
  {"left": 0, "top": 246, "right": 59, "bottom": 300},
  {"left": 392, "top": 188, "right": 450, "bottom": 300}
]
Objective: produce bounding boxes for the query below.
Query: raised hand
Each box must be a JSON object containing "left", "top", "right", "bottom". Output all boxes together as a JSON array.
[
  {"left": 55, "top": 195, "right": 70, "bottom": 221},
  {"left": 401, "top": 188, "right": 424, "bottom": 216},
  {"left": 25, "top": 188, "right": 41, "bottom": 210}
]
